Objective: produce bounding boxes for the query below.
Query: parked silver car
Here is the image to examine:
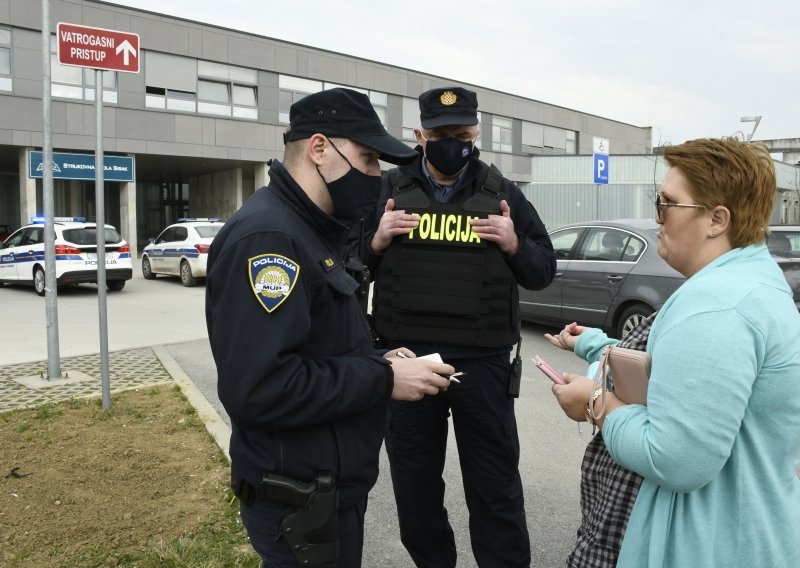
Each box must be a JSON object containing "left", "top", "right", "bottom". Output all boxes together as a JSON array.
[{"left": 519, "top": 219, "right": 685, "bottom": 339}]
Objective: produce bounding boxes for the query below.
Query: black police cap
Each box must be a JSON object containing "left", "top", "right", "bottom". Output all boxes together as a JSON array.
[
  {"left": 285, "top": 87, "right": 417, "bottom": 165},
  {"left": 419, "top": 87, "right": 479, "bottom": 129}
]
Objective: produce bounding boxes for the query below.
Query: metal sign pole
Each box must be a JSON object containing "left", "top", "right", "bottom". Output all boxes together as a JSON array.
[
  {"left": 41, "top": 0, "right": 62, "bottom": 380},
  {"left": 95, "top": 70, "right": 111, "bottom": 410}
]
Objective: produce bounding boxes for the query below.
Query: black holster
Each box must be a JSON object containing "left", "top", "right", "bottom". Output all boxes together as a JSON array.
[
  {"left": 508, "top": 342, "right": 522, "bottom": 398},
  {"left": 263, "top": 471, "right": 339, "bottom": 568}
]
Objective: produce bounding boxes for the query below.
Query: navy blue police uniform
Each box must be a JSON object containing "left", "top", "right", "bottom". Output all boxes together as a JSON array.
[
  {"left": 362, "top": 87, "right": 556, "bottom": 568},
  {"left": 206, "top": 88, "right": 418, "bottom": 568}
]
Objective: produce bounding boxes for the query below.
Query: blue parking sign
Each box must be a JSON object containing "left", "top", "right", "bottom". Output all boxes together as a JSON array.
[{"left": 594, "top": 153, "right": 609, "bottom": 185}]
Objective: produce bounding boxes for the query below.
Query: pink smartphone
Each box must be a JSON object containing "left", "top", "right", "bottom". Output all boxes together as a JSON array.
[{"left": 533, "top": 355, "right": 566, "bottom": 385}]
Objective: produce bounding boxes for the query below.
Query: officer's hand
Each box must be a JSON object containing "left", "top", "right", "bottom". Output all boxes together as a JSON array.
[
  {"left": 370, "top": 199, "right": 420, "bottom": 254},
  {"left": 469, "top": 200, "right": 519, "bottom": 255},
  {"left": 389, "top": 358, "right": 453, "bottom": 401},
  {"left": 384, "top": 348, "right": 416, "bottom": 360}
]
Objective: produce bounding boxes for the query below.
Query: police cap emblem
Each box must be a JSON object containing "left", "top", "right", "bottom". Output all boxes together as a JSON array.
[
  {"left": 440, "top": 91, "right": 457, "bottom": 106},
  {"left": 249, "top": 254, "right": 300, "bottom": 313}
]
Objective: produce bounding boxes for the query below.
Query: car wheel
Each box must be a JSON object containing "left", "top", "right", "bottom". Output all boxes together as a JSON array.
[
  {"left": 142, "top": 256, "right": 156, "bottom": 280},
  {"left": 33, "top": 266, "right": 46, "bottom": 297},
  {"left": 616, "top": 304, "right": 654, "bottom": 340},
  {"left": 107, "top": 280, "right": 125, "bottom": 292},
  {"left": 180, "top": 260, "right": 197, "bottom": 287}
]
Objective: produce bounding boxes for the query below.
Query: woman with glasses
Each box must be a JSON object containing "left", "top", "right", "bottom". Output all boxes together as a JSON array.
[{"left": 550, "top": 137, "right": 800, "bottom": 567}]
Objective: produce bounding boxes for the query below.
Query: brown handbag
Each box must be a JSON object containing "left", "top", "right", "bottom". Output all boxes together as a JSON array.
[{"left": 589, "top": 346, "right": 651, "bottom": 425}]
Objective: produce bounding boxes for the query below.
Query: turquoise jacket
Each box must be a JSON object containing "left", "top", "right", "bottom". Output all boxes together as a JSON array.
[{"left": 576, "top": 245, "right": 800, "bottom": 568}]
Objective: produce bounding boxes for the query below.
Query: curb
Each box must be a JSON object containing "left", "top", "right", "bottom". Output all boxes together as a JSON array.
[{"left": 152, "top": 345, "right": 231, "bottom": 463}]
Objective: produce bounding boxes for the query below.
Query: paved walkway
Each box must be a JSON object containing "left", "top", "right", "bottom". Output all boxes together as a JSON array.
[{"left": 0, "top": 345, "right": 231, "bottom": 460}]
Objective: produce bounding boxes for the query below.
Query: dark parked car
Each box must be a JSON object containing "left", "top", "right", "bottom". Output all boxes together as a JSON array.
[
  {"left": 767, "top": 225, "right": 800, "bottom": 309},
  {"left": 519, "top": 219, "right": 685, "bottom": 339}
]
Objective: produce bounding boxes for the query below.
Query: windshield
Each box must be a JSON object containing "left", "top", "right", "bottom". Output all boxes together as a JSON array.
[
  {"left": 62, "top": 227, "right": 122, "bottom": 245},
  {"left": 195, "top": 225, "right": 222, "bottom": 239}
]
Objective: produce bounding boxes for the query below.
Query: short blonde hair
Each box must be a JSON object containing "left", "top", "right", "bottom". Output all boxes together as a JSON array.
[{"left": 664, "top": 138, "right": 775, "bottom": 248}]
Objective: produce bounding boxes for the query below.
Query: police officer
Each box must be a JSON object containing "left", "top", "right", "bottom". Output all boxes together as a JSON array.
[
  {"left": 206, "top": 88, "right": 453, "bottom": 568},
  {"left": 363, "top": 86, "right": 556, "bottom": 567}
]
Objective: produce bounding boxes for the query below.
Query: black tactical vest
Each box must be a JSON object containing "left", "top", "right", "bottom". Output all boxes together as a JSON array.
[{"left": 372, "top": 163, "right": 520, "bottom": 348}]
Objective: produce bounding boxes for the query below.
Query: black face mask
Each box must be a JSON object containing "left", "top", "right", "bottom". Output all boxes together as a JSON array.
[
  {"left": 423, "top": 136, "right": 474, "bottom": 176},
  {"left": 317, "top": 139, "right": 382, "bottom": 223}
]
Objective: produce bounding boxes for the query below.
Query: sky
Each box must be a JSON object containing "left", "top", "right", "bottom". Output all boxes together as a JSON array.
[{"left": 106, "top": 0, "right": 799, "bottom": 148}]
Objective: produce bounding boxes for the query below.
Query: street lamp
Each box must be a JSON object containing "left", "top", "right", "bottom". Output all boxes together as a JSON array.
[{"left": 740, "top": 116, "right": 762, "bottom": 142}]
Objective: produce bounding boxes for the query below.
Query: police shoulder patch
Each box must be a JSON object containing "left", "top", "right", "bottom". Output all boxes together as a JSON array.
[{"left": 248, "top": 253, "right": 301, "bottom": 313}]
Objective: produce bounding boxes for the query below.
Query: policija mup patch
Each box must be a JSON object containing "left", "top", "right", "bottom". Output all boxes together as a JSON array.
[{"left": 249, "top": 254, "right": 300, "bottom": 313}]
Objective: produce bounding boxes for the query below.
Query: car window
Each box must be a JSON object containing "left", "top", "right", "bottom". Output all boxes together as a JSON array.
[
  {"left": 577, "top": 228, "right": 629, "bottom": 261},
  {"left": 621, "top": 234, "right": 646, "bottom": 262},
  {"left": 174, "top": 227, "right": 189, "bottom": 241},
  {"left": 4, "top": 228, "right": 28, "bottom": 247},
  {"left": 768, "top": 231, "right": 800, "bottom": 257},
  {"left": 24, "top": 227, "right": 44, "bottom": 245},
  {"left": 62, "top": 227, "right": 122, "bottom": 245},
  {"left": 549, "top": 228, "right": 583, "bottom": 260},
  {"left": 156, "top": 228, "right": 174, "bottom": 244},
  {"left": 195, "top": 225, "right": 222, "bottom": 238}
]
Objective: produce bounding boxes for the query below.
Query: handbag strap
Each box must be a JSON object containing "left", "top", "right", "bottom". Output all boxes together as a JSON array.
[{"left": 589, "top": 346, "right": 611, "bottom": 423}]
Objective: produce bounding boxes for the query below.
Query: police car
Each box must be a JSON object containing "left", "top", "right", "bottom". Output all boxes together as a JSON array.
[
  {"left": 0, "top": 217, "right": 133, "bottom": 295},
  {"left": 141, "top": 218, "right": 224, "bottom": 287}
]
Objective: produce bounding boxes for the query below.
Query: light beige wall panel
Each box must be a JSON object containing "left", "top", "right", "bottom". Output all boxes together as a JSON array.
[
  {"left": 229, "top": 36, "right": 275, "bottom": 70},
  {"left": 114, "top": 109, "right": 174, "bottom": 140},
  {"left": 130, "top": 16, "right": 189, "bottom": 55},
  {"left": 275, "top": 45, "right": 298, "bottom": 75},
  {"left": 174, "top": 115, "right": 203, "bottom": 144},
  {"left": 201, "top": 29, "right": 227, "bottom": 62},
  {"left": 216, "top": 120, "right": 264, "bottom": 149}
]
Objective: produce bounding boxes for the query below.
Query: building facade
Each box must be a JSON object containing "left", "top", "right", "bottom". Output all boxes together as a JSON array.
[{"left": 0, "top": 0, "right": 652, "bottom": 255}]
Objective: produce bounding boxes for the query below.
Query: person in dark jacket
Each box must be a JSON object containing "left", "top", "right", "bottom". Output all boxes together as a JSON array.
[
  {"left": 362, "top": 86, "right": 556, "bottom": 567},
  {"left": 206, "top": 88, "right": 453, "bottom": 568}
]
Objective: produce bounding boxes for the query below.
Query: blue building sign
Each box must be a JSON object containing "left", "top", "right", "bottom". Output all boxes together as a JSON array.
[
  {"left": 593, "top": 153, "right": 609, "bottom": 185},
  {"left": 29, "top": 151, "right": 135, "bottom": 182}
]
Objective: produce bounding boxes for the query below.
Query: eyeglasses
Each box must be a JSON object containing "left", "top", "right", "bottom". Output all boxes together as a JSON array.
[{"left": 655, "top": 192, "right": 706, "bottom": 222}]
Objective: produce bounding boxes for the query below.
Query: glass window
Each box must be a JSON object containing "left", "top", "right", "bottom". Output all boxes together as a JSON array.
[
  {"left": 369, "top": 91, "right": 387, "bottom": 107},
  {"left": 577, "top": 228, "right": 631, "bottom": 262},
  {"left": 197, "top": 101, "right": 231, "bottom": 116},
  {"left": 195, "top": 225, "right": 222, "bottom": 238},
  {"left": 0, "top": 47, "right": 9, "bottom": 76},
  {"left": 621, "top": 235, "right": 646, "bottom": 262},
  {"left": 566, "top": 130, "right": 577, "bottom": 155},
  {"left": 52, "top": 83, "right": 83, "bottom": 99},
  {"left": 145, "top": 94, "right": 166, "bottom": 109},
  {"left": 50, "top": 38, "right": 118, "bottom": 103},
  {"left": 233, "top": 106, "right": 258, "bottom": 119},
  {"left": 280, "top": 75, "right": 322, "bottom": 93},
  {"left": 84, "top": 69, "right": 117, "bottom": 89},
  {"left": 174, "top": 227, "right": 188, "bottom": 241},
  {"left": 279, "top": 75, "right": 323, "bottom": 124},
  {"left": 62, "top": 227, "right": 122, "bottom": 245},
  {"left": 229, "top": 65, "right": 257, "bottom": 84},
  {"left": 198, "top": 60, "right": 229, "bottom": 81},
  {"left": 233, "top": 84, "right": 256, "bottom": 106},
  {"left": 167, "top": 90, "right": 196, "bottom": 113},
  {"left": 549, "top": 228, "right": 583, "bottom": 260},
  {"left": 51, "top": 54, "right": 82, "bottom": 85},
  {"left": 0, "top": 27, "right": 11, "bottom": 90},
  {"left": 492, "top": 116, "right": 513, "bottom": 153},
  {"left": 198, "top": 80, "right": 230, "bottom": 103}
]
